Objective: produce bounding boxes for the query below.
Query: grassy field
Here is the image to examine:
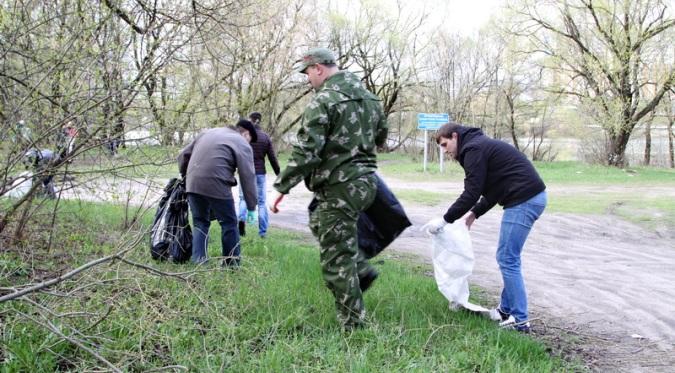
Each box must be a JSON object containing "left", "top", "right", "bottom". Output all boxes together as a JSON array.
[
  {"left": 48, "top": 144, "right": 675, "bottom": 187},
  {"left": 5, "top": 147, "right": 670, "bottom": 371},
  {"left": 68, "top": 144, "right": 182, "bottom": 179},
  {"left": 376, "top": 152, "right": 675, "bottom": 185},
  {"left": 10, "top": 143, "right": 670, "bottom": 229},
  {"left": 72, "top": 146, "right": 674, "bottom": 230},
  {"left": 0, "top": 200, "right": 581, "bottom": 372},
  {"left": 373, "top": 152, "right": 675, "bottom": 230},
  {"left": 393, "top": 188, "right": 675, "bottom": 231}
]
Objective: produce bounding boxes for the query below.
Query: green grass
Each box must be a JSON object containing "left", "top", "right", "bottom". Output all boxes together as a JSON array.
[
  {"left": 70, "top": 145, "right": 181, "bottom": 179},
  {"left": 532, "top": 161, "right": 675, "bottom": 185},
  {"left": 393, "top": 187, "right": 675, "bottom": 231},
  {"left": 374, "top": 152, "right": 675, "bottom": 185},
  {"left": 394, "top": 189, "right": 446, "bottom": 206},
  {"left": 550, "top": 193, "right": 675, "bottom": 229},
  {"left": 0, "top": 200, "right": 580, "bottom": 372},
  {"left": 377, "top": 152, "right": 466, "bottom": 181},
  {"left": 371, "top": 152, "right": 675, "bottom": 231}
]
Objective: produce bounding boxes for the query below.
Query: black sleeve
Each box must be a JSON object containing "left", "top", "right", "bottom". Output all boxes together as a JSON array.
[
  {"left": 443, "top": 148, "right": 487, "bottom": 223},
  {"left": 471, "top": 196, "right": 497, "bottom": 219},
  {"left": 266, "top": 137, "right": 281, "bottom": 176}
]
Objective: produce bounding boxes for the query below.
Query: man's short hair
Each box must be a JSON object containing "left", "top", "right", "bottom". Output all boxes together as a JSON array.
[
  {"left": 249, "top": 112, "right": 262, "bottom": 122},
  {"left": 236, "top": 119, "right": 258, "bottom": 143},
  {"left": 435, "top": 122, "right": 462, "bottom": 144}
]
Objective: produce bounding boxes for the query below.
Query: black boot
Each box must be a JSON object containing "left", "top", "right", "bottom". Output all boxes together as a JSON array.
[
  {"left": 238, "top": 221, "right": 246, "bottom": 236},
  {"left": 359, "top": 269, "right": 379, "bottom": 293}
]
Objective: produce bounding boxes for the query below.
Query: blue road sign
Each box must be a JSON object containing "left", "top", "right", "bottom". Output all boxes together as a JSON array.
[{"left": 417, "top": 113, "right": 449, "bottom": 130}]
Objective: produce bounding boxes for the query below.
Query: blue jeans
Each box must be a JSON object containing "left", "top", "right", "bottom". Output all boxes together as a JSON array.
[
  {"left": 497, "top": 191, "right": 547, "bottom": 323},
  {"left": 238, "top": 174, "right": 269, "bottom": 237},
  {"left": 187, "top": 193, "right": 240, "bottom": 264}
]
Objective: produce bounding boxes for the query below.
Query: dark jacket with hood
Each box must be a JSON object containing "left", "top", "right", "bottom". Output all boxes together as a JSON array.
[
  {"left": 443, "top": 126, "right": 546, "bottom": 223},
  {"left": 251, "top": 126, "right": 281, "bottom": 176}
]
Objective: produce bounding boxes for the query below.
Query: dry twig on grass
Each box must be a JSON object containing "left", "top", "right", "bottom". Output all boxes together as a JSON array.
[{"left": 16, "top": 306, "right": 123, "bottom": 373}]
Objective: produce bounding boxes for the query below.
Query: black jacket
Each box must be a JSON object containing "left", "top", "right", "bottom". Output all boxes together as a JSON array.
[
  {"left": 443, "top": 126, "right": 546, "bottom": 223},
  {"left": 251, "top": 127, "right": 281, "bottom": 175}
]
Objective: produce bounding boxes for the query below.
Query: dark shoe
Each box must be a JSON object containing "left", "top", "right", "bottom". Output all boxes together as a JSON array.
[
  {"left": 342, "top": 322, "right": 365, "bottom": 332},
  {"left": 499, "top": 316, "right": 531, "bottom": 333},
  {"left": 489, "top": 307, "right": 510, "bottom": 322},
  {"left": 359, "top": 269, "right": 379, "bottom": 293},
  {"left": 222, "top": 258, "right": 241, "bottom": 269},
  {"left": 238, "top": 221, "right": 246, "bottom": 236},
  {"left": 515, "top": 323, "right": 531, "bottom": 333}
]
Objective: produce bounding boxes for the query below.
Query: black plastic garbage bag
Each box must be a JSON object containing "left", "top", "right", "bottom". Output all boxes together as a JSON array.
[
  {"left": 358, "top": 175, "right": 411, "bottom": 259},
  {"left": 308, "top": 174, "right": 411, "bottom": 259},
  {"left": 150, "top": 178, "right": 192, "bottom": 262}
]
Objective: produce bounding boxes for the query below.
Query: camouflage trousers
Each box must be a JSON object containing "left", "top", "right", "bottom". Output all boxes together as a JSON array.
[{"left": 309, "top": 173, "right": 377, "bottom": 329}]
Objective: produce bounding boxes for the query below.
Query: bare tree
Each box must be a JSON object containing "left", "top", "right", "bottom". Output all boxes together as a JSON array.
[
  {"left": 300, "top": 0, "right": 429, "bottom": 150},
  {"left": 642, "top": 111, "right": 655, "bottom": 165},
  {"left": 510, "top": 0, "right": 675, "bottom": 166},
  {"left": 0, "top": 0, "right": 194, "bottom": 237},
  {"left": 665, "top": 89, "right": 675, "bottom": 168},
  {"left": 425, "top": 31, "right": 498, "bottom": 127}
]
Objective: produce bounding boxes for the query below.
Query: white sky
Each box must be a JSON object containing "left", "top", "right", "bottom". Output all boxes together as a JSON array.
[
  {"left": 325, "top": 0, "right": 508, "bottom": 35},
  {"left": 421, "top": 0, "right": 507, "bottom": 35}
]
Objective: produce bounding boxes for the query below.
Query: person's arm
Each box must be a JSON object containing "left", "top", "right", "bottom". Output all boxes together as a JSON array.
[
  {"left": 177, "top": 134, "right": 201, "bottom": 177},
  {"left": 442, "top": 148, "right": 487, "bottom": 223},
  {"left": 471, "top": 196, "right": 496, "bottom": 219},
  {"left": 464, "top": 211, "right": 476, "bottom": 230},
  {"left": 266, "top": 137, "right": 281, "bottom": 176},
  {"left": 374, "top": 105, "right": 388, "bottom": 148},
  {"left": 273, "top": 98, "right": 328, "bottom": 194},
  {"left": 235, "top": 142, "right": 258, "bottom": 211}
]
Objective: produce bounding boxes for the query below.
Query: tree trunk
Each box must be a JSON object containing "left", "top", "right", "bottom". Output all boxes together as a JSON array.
[
  {"left": 669, "top": 117, "right": 674, "bottom": 168},
  {"left": 607, "top": 129, "right": 631, "bottom": 167},
  {"left": 643, "top": 120, "right": 651, "bottom": 166},
  {"left": 506, "top": 96, "right": 519, "bottom": 151}
]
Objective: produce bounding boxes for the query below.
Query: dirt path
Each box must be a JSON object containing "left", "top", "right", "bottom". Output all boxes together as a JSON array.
[
  {"left": 267, "top": 176, "right": 675, "bottom": 371},
  {"left": 61, "top": 174, "right": 675, "bottom": 371}
]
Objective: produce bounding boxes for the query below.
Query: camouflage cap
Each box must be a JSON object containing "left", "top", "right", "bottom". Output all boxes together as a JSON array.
[{"left": 295, "top": 48, "right": 336, "bottom": 73}]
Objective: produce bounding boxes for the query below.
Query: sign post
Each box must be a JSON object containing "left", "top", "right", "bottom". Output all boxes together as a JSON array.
[{"left": 417, "top": 113, "right": 449, "bottom": 172}]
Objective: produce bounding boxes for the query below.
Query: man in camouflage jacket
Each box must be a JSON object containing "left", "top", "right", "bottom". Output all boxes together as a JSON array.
[{"left": 273, "top": 48, "right": 388, "bottom": 329}]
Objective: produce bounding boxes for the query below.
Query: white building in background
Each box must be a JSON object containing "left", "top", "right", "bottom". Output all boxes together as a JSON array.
[{"left": 124, "top": 128, "right": 197, "bottom": 146}]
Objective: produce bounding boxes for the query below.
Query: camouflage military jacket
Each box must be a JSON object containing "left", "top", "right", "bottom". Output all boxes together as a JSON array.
[{"left": 274, "top": 71, "right": 388, "bottom": 194}]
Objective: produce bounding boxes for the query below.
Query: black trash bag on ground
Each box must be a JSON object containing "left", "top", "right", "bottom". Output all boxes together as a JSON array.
[
  {"left": 307, "top": 174, "right": 411, "bottom": 259},
  {"left": 150, "top": 178, "right": 192, "bottom": 262}
]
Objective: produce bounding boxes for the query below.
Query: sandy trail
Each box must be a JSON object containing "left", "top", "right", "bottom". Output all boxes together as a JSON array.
[{"left": 60, "top": 174, "right": 675, "bottom": 371}]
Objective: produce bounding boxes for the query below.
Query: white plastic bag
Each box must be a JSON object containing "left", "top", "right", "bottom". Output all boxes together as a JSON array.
[
  {"left": 426, "top": 221, "right": 488, "bottom": 312},
  {"left": 5, "top": 171, "right": 32, "bottom": 199}
]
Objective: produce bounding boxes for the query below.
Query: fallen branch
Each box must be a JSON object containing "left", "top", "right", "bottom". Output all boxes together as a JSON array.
[
  {"left": 145, "top": 365, "right": 189, "bottom": 372},
  {"left": 17, "top": 309, "right": 123, "bottom": 373},
  {"left": 0, "top": 231, "right": 145, "bottom": 303},
  {"left": 115, "top": 257, "right": 190, "bottom": 280}
]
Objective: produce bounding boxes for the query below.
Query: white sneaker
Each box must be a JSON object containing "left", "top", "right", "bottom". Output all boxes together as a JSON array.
[{"left": 499, "top": 315, "right": 516, "bottom": 327}]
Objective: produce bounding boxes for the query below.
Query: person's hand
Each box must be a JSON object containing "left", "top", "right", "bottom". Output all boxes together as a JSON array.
[
  {"left": 464, "top": 211, "right": 476, "bottom": 230},
  {"left": 246, "top": 210, "right": 257, "bottom": 224},
  {"left": 270, "top": 193, "right": 284, "bottom": 213},
  {"left": 421, "top": 217, "right": 447, "bottom": 234}
]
